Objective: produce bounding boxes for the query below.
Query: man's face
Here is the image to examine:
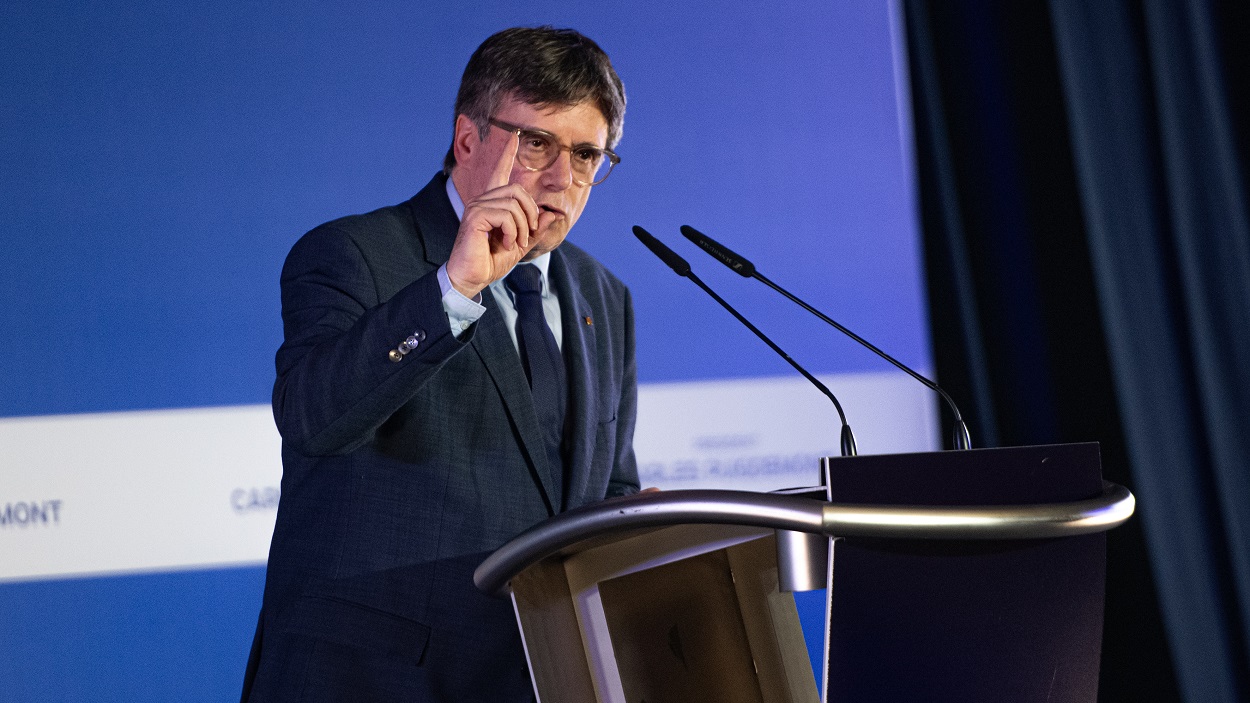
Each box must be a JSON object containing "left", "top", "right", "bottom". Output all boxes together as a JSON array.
[{"left": 452, "top": 94, "right": 610, "bottom": 260}]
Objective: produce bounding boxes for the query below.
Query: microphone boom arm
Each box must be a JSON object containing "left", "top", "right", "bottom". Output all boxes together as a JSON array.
[
  {"left": 633, "top": 226, "right": 858, "bottom": 457},
  {"left": 681, "top": 224, "right": 972, "bottom": 450}
]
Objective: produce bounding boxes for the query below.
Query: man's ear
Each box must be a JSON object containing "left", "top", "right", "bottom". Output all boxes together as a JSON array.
[{"left": 452, "top": 114, "right": 481, "bottom": 166}]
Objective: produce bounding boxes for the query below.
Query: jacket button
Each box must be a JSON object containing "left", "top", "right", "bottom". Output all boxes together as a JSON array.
[{"left": 388, "top": 349, "right": 403, "bottom": 363}]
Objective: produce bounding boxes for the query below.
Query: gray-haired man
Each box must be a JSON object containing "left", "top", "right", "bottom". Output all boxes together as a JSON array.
[{"left": 242, "top": 27, "right": 638, "bottom": 702}]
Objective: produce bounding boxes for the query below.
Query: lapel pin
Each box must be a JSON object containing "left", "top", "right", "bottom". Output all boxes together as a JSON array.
[{"left": 584, "top": 316, "right": 593, "bottom": 326}]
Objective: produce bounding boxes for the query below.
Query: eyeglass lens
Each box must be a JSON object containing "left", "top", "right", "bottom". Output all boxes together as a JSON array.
[{"left": 516, "top": 131, "right": 613, "bottom": 185}]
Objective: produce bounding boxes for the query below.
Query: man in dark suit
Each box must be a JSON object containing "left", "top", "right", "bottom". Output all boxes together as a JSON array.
[{"left": 242, "top": 27, "right": 638, "bottom": 702}]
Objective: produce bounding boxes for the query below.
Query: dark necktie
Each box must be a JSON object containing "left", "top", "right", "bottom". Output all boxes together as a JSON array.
[{"left": 505, "top": 264, "right": 567, "bottom": 503}]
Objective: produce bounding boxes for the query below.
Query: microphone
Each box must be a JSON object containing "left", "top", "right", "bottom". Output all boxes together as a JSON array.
[
  {"left": 680, "top": 224, "right": 973, "bottom": 450},
  {"left": 632, "top": 225, "right": 858, "bottom": 457}
]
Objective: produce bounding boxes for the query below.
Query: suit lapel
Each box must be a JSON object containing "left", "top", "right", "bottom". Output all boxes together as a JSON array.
[
  {"left": 407, "top": 173, "right": 458, "bottom": 268},
  {"left": 550, "top": 250, "right": 599, "bottom": 506}
]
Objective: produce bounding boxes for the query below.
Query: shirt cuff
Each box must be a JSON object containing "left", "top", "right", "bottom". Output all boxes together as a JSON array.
[{"left": 437, "top": 264, "right": 486, "bottom": 337}]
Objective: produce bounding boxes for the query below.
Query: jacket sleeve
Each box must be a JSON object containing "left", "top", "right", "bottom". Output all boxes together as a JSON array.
[{"left": 271, "top": 224, "right": 470, "bottom": 457}]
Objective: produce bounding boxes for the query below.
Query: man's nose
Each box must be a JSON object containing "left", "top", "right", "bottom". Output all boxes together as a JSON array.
[{"left": 539, "top": 150, "right": 574, "bottom": 190}]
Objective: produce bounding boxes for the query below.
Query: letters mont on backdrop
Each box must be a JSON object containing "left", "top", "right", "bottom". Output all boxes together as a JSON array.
[{"left": 0, "top": 500, "right": 63, "bottom": 527}]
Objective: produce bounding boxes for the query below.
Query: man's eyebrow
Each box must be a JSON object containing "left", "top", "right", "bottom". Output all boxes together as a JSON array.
[
  {"left": 519, "top": 126, "right": 605, "bottom": 150},
  {"left": 516, "top": 125, "right": 552, "bottom": 135}
]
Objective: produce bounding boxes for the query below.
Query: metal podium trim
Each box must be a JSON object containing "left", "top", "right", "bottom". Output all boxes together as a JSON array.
[{"left": 474, "top": 482, "right": 1134, "bottom": 597}]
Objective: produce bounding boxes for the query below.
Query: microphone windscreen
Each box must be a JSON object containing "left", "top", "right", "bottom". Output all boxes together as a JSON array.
[
  {"left": 633, "top": 226, "right": 691, "bottom": 277},
  {"left": 681, "top": 225, "right": 756, "bottom": 277}
]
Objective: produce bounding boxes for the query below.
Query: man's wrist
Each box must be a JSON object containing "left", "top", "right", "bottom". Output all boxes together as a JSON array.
[
  {"left": 437, "top": 265, "right": 486, "bottom": 336},
  {"left": 448, "top": 272, "right": 486, "bottom": 299}
]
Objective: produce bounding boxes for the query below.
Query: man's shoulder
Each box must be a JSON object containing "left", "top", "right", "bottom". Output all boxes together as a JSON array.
[
  {"left": 555, "top": 241, "right": 632, "bottom": 317},
  {"left": 287, "top": 175, "right": 452, "bottom": 263},
  {"left": 557, "top": 240, "right": 628, "bottom": 292},
  {"left": 281, "top": 200, "right": 417, "bottom": 280},
  {"left": 301, "top": 193, "right": 424, "bottom": 247}
]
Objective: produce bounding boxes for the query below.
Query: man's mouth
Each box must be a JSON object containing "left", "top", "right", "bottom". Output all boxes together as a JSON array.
[{"left": 538, "top": 204, "right": 564, "bottom": 217}]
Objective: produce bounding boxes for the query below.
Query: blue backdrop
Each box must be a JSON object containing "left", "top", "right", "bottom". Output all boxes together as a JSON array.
[{"left": 0, "top": 1, "right": 926, "bottom": 699}]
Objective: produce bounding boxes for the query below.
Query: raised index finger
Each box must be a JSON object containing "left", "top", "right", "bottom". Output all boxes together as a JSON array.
[{"left": 489, "top": 130, "right": 519, "bottom": 190}]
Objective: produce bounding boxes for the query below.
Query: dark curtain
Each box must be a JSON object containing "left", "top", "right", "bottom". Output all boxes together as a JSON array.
[
  {"left": 904, "top": 0, "right": 1249, "bottom": 701},
  {"left": 1048, "top": 1, "right": 1250, "bottom": 700}
]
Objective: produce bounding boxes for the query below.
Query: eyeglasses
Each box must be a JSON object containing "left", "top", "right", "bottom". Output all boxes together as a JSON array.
[{"left": 488, "top": 118, "right": 620, "bottom": 186}]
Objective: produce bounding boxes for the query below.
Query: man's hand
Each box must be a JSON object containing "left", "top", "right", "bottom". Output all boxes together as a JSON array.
[{"left": 446, "top": 132, "right": 547, "bottom": 298}]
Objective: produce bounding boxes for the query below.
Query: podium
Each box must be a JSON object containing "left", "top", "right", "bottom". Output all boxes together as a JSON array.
[{"left": 475, "top": 443, "right": 1135, "bottom": 703}]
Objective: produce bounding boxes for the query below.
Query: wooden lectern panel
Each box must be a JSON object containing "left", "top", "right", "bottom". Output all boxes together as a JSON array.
[
  {"left": 512, "top": 560, "right": 598, "bottom": 703},
  {"left": 599, "top": 549, "right": 764, "bottom": 703},
  {"left": 726, "top": 537, "right": 822, "bottom": 703},
  {"left": 509, "top": 525, "right": 818, "bottom": 703}
]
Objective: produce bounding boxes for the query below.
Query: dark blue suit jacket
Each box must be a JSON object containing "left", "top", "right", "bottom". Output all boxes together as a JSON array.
[{"left": 242, "top": 173, "right": 639, "bottom": 702}]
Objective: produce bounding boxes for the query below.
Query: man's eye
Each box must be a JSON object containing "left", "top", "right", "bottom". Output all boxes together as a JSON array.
[
  {"left": 573, "top": 148, "right": 601, "bottom": 163},
  {"left": 522, "top": 135, "right": 552, "bottom": 151}
]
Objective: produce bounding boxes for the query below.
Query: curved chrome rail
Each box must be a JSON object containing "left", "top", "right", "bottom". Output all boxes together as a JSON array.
[{"left": 474, "top": 483, "right": 1135, "bottom": 597}]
